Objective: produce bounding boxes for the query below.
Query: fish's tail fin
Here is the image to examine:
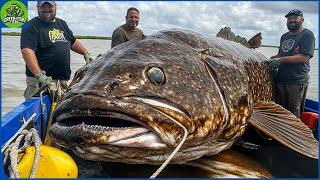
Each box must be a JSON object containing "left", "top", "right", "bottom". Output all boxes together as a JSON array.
[{"left": 216, "top": 27, "right": 262, "bottom": 49}]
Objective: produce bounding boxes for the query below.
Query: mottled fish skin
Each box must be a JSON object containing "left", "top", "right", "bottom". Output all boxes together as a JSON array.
[
  {"left": 160, "top": 30, "right": 273, "bottom": 141},
  {"left": 50, "top": 29, "right": 272, "bottom": 164}
]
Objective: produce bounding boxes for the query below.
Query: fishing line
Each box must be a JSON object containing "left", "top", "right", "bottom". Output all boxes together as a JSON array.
[
  {"left": 149, "top": 117, "right": 188, "bottom": 178},
  {"left": 131, "top": 97, "right": 190, "bottom": 178}
]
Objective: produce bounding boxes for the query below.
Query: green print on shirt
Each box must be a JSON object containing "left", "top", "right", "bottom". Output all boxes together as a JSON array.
[{"left": 49, "top": 28, "right": 67, "bottom": 43}]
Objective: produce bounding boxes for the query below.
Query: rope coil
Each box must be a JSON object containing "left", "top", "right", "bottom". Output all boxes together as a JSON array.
[{"left": 4, "top": 128, "right": 42, "bottom": 178}]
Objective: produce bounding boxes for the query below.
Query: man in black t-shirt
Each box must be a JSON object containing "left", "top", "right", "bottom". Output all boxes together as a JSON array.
[
  {"left": 21, "top": 1, "right": 93, "bottom": 99},
  {"left": 268, "top": 9, "right": 315, "bottom": 118}
]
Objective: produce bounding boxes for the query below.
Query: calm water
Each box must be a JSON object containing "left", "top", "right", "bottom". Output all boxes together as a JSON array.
[
  {"left": 1, "top": 36, "right": 318, "bottom": 115},
  {"left": 1, "top": 36, "right": 109, "bottom": 115}
]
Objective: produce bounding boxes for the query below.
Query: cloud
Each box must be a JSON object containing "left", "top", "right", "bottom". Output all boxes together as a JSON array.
[
  {"left": 250, "top": 1, "right": 318, "bottom": 15},
  {"left": 9, "top": 1, "right": 320, "bottom": 47}
]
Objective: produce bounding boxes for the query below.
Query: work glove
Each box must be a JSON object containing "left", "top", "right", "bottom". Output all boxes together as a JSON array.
[
  {"left": 267, "top": 57, "right": 281, "bottom": 70},
  {"left": 84, "top": 52, "right": 94, "bottom": 64},
  {"left": 35, "top": 70, "right": 57, "bottom": 93},
  {"left": 266, "top": 58, "right": 281, "bottom": 82}
]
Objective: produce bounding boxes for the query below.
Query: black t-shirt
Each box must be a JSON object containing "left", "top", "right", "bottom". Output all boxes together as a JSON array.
[
  {"left": 20, "top": 17, "right": 76, "bottom": 80},
  {"left": 275, "top": 29, "right": 315, "bottom": 84}
]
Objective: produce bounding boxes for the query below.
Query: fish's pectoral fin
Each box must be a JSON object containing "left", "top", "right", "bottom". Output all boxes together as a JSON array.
[{"left": 249, "top": 101, "right": 318, "bottom": 159}]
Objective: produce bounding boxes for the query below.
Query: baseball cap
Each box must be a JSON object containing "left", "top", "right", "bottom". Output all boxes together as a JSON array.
[
  {"left": 285, "top": 9, "right": 303, "bottom": 18},
  {"left": 37, "top": 1, "right": 55, "bottom": 6}
]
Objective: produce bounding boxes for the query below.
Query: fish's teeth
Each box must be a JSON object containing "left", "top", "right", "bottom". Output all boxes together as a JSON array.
[{"left": 77, "top": 120, "right": 145, "bottom": 130}]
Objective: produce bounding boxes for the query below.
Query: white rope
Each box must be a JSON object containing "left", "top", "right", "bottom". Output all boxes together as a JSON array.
[
  {"left": 4, "top": 128, "right": 43, "bottom": 178},
  {"left": 7, "top": 130, "right": 28, "bottom": 178},
  {"left": 1, "top": 113, "right": 37, "bottom": 153},
  {"left": 149, "top": 120, "right": 188, "bottom": 178},
  {"left": 130, "top": 97, "right": 191, "bottom": 178}
]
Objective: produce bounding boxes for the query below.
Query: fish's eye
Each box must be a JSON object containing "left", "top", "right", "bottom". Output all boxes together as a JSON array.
[{"left": 146, "top": 67, "right": 165, "bottom": 85}]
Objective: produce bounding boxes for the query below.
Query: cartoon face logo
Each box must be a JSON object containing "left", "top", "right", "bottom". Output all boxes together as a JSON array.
[
  {"left": 1, "top": 0, "right": 28, "bottom": 28},
  {"left": 281, "top": 39, "right": 295, "bottom": 53},
  {"left": 6, "top": 3, "right": 24, "bottom": 18}
]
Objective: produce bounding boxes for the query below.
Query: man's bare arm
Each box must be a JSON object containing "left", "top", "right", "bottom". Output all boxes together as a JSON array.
[
  {"left": 21, "top": 48, "right": 41, "bottom": 75},
  {"left": 280, "top": 54, "right": 310, "bottom": 63},
  {"left": 71, "top": 40, "right": 88, "bottom": 55}
]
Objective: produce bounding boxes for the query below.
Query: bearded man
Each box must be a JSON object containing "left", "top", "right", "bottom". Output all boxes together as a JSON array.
[
  {"left": 268, "top": 9, "right": 315, "bottom": 118},
  {"left": 20, "top": 1, "right": 94, "bottom": 99}
]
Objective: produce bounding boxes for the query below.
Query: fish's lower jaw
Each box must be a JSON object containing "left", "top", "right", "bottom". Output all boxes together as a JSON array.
[
  {"left": 70, "top": 140, "right": 234, "bottom": 165},
  {"left": 49, "top": 121, "right": 177, "bottom": 149},
  {"left": 110, "top": 131, "right": 167, "bottom": 148},
  {"left": 72, "top": 145, "right": 170, "bottom": 164}
]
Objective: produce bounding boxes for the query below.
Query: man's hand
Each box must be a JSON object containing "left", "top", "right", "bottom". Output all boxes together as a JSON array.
[
  {"left": 266, "top": 58, "right": 281, "bottom": 81},
  {"left": 84, "top": 53, "right": 94, "bottom": 64},
  {"left": 35, "top": 71, "right": 57, "bottom": 93},
  {"left": 269, "top": 55, "right": 279, "bottom": 59},
  {"left": 267, "top": 57, "right": 281, "bottom": 69}
]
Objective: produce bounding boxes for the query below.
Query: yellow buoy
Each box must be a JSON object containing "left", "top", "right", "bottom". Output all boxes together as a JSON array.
[{"left": 17, "top": 145, "right": 78, "bottom": 178}]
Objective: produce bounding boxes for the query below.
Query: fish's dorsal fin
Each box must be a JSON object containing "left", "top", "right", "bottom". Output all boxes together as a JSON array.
[
  {"left": 216, "top": 27, "right": 262, "bottom": 49},
  {"left": 248, "top": 101, "right": 318, "bottom": 159},
  {"left": 248, "top": 32, "right": 262, "bottom": 49}
]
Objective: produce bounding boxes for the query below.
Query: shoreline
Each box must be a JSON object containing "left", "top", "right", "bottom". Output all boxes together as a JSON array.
[
  {"left": 1, "top": 32, "right": 111, "bottom": 40},
  {"left": 2, "top": 32, "right": 318, "bottom": 50}
]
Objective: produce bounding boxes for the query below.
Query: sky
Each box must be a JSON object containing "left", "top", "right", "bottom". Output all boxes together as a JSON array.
[{"left": 3, "top": 1, "right": 319, "bottom": 47}]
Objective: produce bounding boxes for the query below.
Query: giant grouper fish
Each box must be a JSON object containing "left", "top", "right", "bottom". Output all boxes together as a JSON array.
[{"left": 49, "top": 27, "right": 318, "bottom": 176}]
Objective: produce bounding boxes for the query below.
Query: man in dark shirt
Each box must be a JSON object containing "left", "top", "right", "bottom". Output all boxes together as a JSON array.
[
  {"left": 21, "top": 1, "right": 93, "bottom": 99},
  {"left": 111, "top": 7, "right": 144, "bottom": 48},
  {"left": 269, "top": 9, "right": 315, "bottom": 118}
]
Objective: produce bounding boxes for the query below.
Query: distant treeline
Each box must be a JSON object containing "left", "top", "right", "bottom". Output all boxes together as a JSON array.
[
  {"left": 2, "top": 32, "right": 111, "bottom": 40},
  {"left": 260, "top": 45, "right": 279, "bottom": 48},
  {"left": 1, "top": 32, "right": 318, "bottom": 50},
  {"left": 2, "top": 32, "right": 21, "bottom": 36}
]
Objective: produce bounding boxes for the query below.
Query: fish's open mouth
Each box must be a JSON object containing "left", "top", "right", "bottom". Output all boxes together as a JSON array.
[
  {"left": 58, "top": 112, "right": 144, "bottom": 129},
  {"left": 50, "top": 111, "right": 167, "bottom": 149},
  {"left": 50, "top": 94, "right": 193, "bottom": 162}
]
